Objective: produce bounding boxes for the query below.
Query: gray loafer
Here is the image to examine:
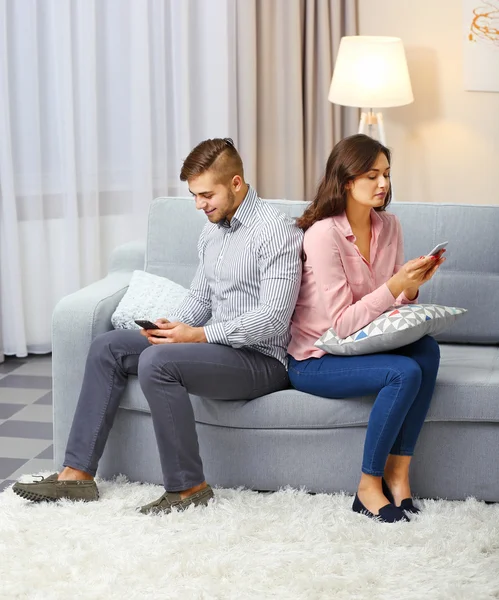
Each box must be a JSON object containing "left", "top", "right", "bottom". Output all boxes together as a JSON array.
[
  {"left": 139, "top": 484, "right": 214, "bottom": 515},
  {"left": 13, "top": 473, "right": 99, "bottom": 503}
]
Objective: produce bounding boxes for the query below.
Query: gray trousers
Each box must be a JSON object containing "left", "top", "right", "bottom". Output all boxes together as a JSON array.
[{"left": 64, "top": 329, "right": 289, "bottom": 491}]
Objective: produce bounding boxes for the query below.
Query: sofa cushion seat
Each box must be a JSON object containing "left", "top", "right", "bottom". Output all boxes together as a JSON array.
[{"left": 120, "top": 344, "right": 499, "bottom": 428}]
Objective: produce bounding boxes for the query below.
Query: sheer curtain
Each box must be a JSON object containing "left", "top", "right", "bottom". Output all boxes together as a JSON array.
[
  {"left": 0, "top": 0, "right": 356, "bottom": 357},
  {"left": 0, "top": 0, "right": 236, "bottom": 357}
]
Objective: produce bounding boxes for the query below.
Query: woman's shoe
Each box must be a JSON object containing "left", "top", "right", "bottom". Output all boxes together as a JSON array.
[
  {"left": 382, "top": 478, "right": 421, "bottom": 515},
  {"left": 352, "top": 494, "right": 408, "bottom": 523}
]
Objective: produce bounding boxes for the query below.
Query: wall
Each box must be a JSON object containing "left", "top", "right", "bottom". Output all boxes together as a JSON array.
[{"left": 358, "top": 0, "right": 499, "bottom": 204}]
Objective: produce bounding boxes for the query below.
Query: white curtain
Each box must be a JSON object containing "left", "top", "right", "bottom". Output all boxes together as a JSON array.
[
  {"left": 0, "top": 0, "right": 355, "bottom": 357},
  {"left": 0, "top": 0, "right": 237, "bottom": 356}
]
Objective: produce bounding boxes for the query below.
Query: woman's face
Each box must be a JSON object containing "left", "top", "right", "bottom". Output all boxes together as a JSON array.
[{"left": 346, "top": 152, "right": 390, "bottom": 210}]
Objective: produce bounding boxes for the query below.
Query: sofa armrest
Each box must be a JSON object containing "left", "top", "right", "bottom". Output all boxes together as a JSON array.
[
  {"left": 52, "top": 271, "right": 134, "bottom": 468},
  {"left": 108, "top": 239, "right": 146, "bottom": 273}
]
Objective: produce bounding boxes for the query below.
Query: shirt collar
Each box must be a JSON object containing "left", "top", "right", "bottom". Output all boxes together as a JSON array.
[
  {"left": 333, "top": 208, "right": 384, "bottom": 242},
  {"left": 217, "top": 185, "right": 258, "bottom": 229}
]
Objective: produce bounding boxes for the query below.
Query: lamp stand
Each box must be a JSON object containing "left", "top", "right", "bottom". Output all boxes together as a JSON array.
[
  {"left": 358, "top": 109, "right": 386, "bottom": 145},
  {"left": 358, "top": 108, "right": 394, "bottom": 199}
]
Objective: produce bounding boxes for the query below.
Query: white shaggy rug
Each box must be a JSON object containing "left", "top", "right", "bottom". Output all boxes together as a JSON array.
[{"left": 1, "top": 475, "right": 499, "bottom": 600}]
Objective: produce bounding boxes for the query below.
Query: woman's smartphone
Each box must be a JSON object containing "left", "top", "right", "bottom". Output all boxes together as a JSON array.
[
  {"left": 426, "top": 241, "right": 448, "bottom": 257},
  {"left": 134, "top": 319, "right": 158, "bottom": 330}
]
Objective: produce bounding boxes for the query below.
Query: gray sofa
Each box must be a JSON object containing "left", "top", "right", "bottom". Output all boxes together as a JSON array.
[{"left": 53, "top": 198, "right": 499, "bottom": 501}]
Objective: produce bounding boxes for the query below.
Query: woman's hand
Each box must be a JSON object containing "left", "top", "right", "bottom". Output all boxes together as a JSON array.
[
  {"left": 387, "top": 250, "right": 446, "bottom": 299},
  {"left": 418, "top": 252, "right": 445, "bottom": 284}
]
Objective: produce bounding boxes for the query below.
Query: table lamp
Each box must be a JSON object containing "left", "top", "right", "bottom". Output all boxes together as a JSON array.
[{"left": 328, "top": 36, "right": 413, "bottom": 144}]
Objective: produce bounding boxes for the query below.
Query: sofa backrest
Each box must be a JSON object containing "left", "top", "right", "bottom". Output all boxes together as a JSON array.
[
  {"left": 389, "top": 202, "right": 499, "bottom": 343},
  {"left": 144, "top": 198, "right": 308, "bottom": 288},
  {"left": 146, "top": 197, "right": 499, "bottom": 344}
]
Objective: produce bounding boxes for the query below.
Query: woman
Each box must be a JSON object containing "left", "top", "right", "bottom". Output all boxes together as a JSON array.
[{"left": 288, "top": 134, "right": 444, "bottom": 523}]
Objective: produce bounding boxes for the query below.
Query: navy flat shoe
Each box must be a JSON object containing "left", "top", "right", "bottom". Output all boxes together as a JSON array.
[
  {"left": 382, "top": 478, "right": 421, "bottom": 515},
  {"left": 352, "top": 494, "right": 409, "bottom": 523}
]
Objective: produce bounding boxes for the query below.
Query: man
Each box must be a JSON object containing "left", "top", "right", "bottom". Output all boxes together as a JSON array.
[{"left": 13, "top": 138, "right": 303, "bottom": 514}]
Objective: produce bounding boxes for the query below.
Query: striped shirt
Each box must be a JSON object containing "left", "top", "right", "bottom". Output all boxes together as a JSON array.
[{"left": 169, "top": 186, "right": 303, "bottom": 367}]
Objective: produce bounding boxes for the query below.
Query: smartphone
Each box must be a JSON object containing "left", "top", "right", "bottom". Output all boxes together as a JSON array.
[
  {"left": 426, "top": 241, "right": 448, "bottom": 257},
  {"left": 134, "top": 319, "right": 158, "bottom": 330}
]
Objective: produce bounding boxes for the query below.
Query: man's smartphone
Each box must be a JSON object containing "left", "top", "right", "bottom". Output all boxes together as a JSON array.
[
  {"left": 134, "top": 319, "right": 158, "bottom": 330},
  {"left": 426, "top": 241, "right": 448, "bottom": 257}
]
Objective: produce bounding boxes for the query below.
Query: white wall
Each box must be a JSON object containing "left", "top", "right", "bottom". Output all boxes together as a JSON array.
[{"left": 358, "top": 0, "right": 499, "bottom": 205}]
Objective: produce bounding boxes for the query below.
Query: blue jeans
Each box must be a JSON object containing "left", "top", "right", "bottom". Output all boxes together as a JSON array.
[{"left": 288, "top": 336, "right": 440, "bottom": 477}]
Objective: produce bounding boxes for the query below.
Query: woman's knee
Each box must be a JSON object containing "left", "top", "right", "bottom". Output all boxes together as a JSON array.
[
  {"left": 415, "top": 335, "right": 440, "bottom": 363},
  {"left": 387, "top": 357, "right": 422, "bottom": 389},
  {"left": 420, "top": 335, "right": 440, "bottom": 358},
  {"left": 415, "top": 336, "right": 441, "bottom": 376}
]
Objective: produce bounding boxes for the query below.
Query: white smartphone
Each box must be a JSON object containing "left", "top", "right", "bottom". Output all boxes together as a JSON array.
[{"left": 426, "top": 241, "right": 448, "bottom": 257}]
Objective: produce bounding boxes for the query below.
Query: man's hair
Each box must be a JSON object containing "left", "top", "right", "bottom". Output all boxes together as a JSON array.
[{"left": 180, "top": 138, "right": 244, "bottom": 184}]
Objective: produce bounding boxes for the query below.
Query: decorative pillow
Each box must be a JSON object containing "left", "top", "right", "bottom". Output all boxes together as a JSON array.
[
  {"left": 111, "top": 270, "right": 189, "bottom": 330},
  {"left": 315, "top": 304, "right": 467, "bottom": 356}
]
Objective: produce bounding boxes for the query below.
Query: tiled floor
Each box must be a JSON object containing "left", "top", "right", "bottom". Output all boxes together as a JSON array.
[{"left": 0, "top": 354, "right": 53, "bottom": 492}]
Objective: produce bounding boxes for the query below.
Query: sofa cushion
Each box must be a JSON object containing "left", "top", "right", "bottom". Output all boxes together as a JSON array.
[
  {"left": 111, "top": 270, "right": 188, "bottom": 330},
  {"left": 120, "top": 344, "right": 499, "bottom": 428},
  {"left": 315, "top": 304, "right": 467, "bottom": 356}
]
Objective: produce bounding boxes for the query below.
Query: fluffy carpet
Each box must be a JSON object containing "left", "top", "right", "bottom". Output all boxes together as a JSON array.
[{"left": 1, "top": 474, "right": 498, "bottom": 600}]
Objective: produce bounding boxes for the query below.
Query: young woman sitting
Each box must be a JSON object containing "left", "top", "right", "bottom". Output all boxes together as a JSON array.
[{"left": 287, "top": 134, "right": 445, "bottom": 523}]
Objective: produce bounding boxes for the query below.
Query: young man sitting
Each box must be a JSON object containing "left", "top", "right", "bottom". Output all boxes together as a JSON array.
[{"left": 13, "top": 138, "right": 303, "bottom": 514}]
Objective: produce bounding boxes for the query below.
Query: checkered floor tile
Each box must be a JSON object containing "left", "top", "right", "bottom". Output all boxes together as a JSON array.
[{"left": 0, "top": 354, "right": 53, "bottom": 492}]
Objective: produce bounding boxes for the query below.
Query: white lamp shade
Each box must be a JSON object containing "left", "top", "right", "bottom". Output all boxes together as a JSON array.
[{"left": 329, "top": 36, "right": 414, "bottom": 108}]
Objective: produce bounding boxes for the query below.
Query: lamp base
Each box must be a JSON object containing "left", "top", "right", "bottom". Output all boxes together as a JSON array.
[{"left": 358, "top": 110, "right": 386, "bottom": 146}]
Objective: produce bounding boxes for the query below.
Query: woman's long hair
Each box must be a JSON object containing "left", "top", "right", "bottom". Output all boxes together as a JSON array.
[{"left": 297, "top": 134, "right": 392, "bottom": 232}]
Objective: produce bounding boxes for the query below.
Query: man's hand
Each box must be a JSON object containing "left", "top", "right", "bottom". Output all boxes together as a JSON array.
[
  {"left": 139, "top": 318, "right": 170, "bottom": 340},
  {"left": 140, "top": 319, "right": 207, "bottom": 344}
]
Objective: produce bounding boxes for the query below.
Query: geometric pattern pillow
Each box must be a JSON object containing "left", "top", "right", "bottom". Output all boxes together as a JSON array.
[
  {"left": 111, "top": 270, "right": 189, "bottom": 330},
  {"left": 315, "top": 304, "right": 468, "bottom": 356}
]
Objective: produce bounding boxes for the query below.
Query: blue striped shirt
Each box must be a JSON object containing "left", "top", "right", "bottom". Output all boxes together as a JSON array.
[{"left": 169, "top": 186, "right": 303, "bottom": 366}]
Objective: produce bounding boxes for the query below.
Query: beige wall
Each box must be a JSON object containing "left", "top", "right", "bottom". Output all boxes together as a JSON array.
[{"left": 358, "top": 0, "right": 499, "bottom": 204}]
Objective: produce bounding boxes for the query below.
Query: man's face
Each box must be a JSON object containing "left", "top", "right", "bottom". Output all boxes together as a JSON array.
[{"left": 188, "top": 171, "right": 238, "bottom": 223}]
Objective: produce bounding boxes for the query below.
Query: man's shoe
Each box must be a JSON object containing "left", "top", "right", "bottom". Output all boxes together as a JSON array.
[
  {"left": 352, "top": 493, "right": 409, "bottom": 523},
  {"left": 139, "top": 484, "right": 214, "bottom": 515},
  {"left": 12, "top": 473, "right": 99, "bottom": 503},
  {"left": 382, "top": 478, "right": 421, "bottom": 515}
]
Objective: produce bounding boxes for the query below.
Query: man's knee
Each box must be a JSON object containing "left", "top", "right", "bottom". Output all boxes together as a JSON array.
[
  {"left": 138, "top": 344, "right": 179, "bottom": 385},
  {"left": 89, "top": 330, "right": 119, "bottom": 356},
  {"left": 89, "top": 329, "right": 142, "bottom": 359}
]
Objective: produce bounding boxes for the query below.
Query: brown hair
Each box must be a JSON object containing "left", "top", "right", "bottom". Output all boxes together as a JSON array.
[
  {"left": 180, "top": 137, "right": 244, "bottom": 184},
  {"left": 296, "top": 134, "right": 392, "bottom": 232}
]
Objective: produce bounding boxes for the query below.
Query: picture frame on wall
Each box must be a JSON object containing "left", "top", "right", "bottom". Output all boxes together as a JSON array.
[{"left": 463, "top": 0, "right": 499, "bottom": 91}]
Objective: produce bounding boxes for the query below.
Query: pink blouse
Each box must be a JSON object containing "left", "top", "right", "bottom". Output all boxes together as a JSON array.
[{"left": 288, "top": 209, "right": 417, "bottom": 360}]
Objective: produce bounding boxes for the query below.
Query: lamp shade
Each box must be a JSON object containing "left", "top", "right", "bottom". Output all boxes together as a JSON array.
[{"left": 328, "top": 36, "right": 414, "bottom": 108}]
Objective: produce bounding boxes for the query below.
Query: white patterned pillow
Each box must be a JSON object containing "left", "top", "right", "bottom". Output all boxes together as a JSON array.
[
  {"left": 111, "top": 270, "right": 189, "bottom": 330},
  {"left": 315, "top": 304, "right": 467, "bottom": 356}
]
